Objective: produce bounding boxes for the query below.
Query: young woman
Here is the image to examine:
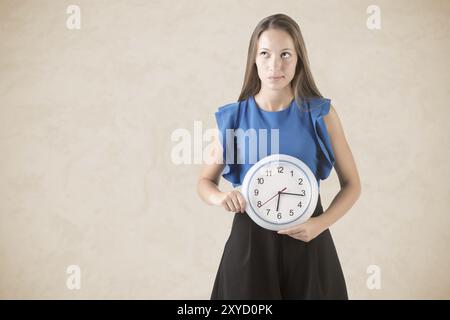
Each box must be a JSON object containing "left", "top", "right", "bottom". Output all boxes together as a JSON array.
[{"left": 197, "top": 13, "right": 361, "bottom": 299}]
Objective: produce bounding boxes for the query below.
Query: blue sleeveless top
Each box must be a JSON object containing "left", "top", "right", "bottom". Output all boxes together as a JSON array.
[{"left": 214, "top": 95, "right": 335, "bottom": 189}]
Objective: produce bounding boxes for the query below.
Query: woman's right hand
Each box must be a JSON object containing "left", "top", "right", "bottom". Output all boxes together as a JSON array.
[{"left": 218, "top": 190, "right": 246, "bottom": 213}]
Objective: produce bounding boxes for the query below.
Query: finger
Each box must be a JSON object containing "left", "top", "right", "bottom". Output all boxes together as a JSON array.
[
  {"left": 278, "top": 227, "right": 304, "bottom": 235},
  {"left": 224, "top": 201, "right": 232, "bottom": 212},
  {"left": 226, "top": 199, "right": 237, "bottom": 212},
  {"left": 291, "top": 231, "right": 306, "bottom": 237},
  {"left": 236, "top": 193, "right": 246, "bottom": 213},
  {"left": 287, "top": 231, "right": 305, "bottom": 240},
  {"left": 223, "top": 195, "right": 235, "bottom": 211},
  {"left": 230, "top": 194, "right": 241, "bottom": 213},
  {"left": 293, "top": 235, "right": 307, "bottom": 242}
]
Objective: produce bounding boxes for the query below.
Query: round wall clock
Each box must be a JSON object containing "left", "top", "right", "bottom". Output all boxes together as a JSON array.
[{"left": 242, "top": 154, "right": 318, "bottom": 231}]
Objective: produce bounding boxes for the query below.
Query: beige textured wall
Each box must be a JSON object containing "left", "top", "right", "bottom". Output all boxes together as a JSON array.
[{"left": 0, "top": 0, "right": 449, "bottom": 299}]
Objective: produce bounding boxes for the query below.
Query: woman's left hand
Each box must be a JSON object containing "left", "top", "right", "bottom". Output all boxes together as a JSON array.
[{"left": 277, "top": 217, "right": 328, "bottom": 242}]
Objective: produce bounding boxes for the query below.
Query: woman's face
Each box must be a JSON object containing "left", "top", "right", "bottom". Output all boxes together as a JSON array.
[{"left": 255, "top": 28, "right": 298, "bottom": 91}]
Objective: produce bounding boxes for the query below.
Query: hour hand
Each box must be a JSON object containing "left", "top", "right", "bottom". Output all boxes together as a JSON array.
[
  {"left": 276, "top": 193, "right": 280, "bottom": 211},
  {"left": 276, "top": 187, "right": 287, "bottom": 211}
]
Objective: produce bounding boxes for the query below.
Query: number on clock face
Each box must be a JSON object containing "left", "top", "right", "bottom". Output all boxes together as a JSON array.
[{"left": 248, "top": 162, "right": 312, "bottom": 225}]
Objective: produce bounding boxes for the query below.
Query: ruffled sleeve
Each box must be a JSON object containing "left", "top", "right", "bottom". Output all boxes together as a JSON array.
[
  {"left": 310, "top": 98, "right": 336, "bottom": 180},
  {"left": 214, "top": 102, "right": 241, "bottom": 187}
]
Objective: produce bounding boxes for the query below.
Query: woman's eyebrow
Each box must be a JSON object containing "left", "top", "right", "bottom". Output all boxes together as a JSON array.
[{"left": 260, "top": 48, "right": 293, "bottom": 51}]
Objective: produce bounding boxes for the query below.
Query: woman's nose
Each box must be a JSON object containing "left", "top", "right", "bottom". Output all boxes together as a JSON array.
[{"left": 268, "top": 56, "right": 282, "bottom": 71}]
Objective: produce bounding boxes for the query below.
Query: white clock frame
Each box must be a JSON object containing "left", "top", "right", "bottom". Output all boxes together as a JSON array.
[{"left": 242, "top": 154, "right": 319, "bottom": 231}]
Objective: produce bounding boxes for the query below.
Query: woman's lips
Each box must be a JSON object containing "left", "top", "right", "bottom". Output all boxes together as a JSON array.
[{"left": 268, "top": 76, "right": 284, "bottom": 81}]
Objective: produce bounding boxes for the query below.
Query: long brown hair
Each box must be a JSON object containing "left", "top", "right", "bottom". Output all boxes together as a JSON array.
[{"left": 238, "top": 13, "right": 323, "bottom": 109}]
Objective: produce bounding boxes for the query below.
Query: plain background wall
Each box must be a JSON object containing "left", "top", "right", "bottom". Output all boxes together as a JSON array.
[{"left": 0, "top": 0, "right": 449, "bottom": 299}]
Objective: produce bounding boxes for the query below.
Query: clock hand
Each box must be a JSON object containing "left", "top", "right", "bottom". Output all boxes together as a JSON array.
[
  {"left": 275, "top": 186, "right": 290, "bottom": 211},
  {"left": 279, "top": 192, "right": 304, "bottom": 196},
  {"left": 276, "top": 192, "right": 280, "bottom": 211},
  {"left": 275, "top": 187, "right": 290, "bottom": 211},
  {"left": 259, "top": 187, "right": 287, "bottom": 208}
]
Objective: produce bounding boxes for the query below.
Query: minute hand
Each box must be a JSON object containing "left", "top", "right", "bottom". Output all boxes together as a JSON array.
[{"left": 279, "top": 192, "right": 305, "bottom": 196}]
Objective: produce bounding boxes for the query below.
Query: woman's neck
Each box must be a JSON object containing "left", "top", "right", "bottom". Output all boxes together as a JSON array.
[{"left": 254, "top": 88, "right": 294, "bottom": 112}]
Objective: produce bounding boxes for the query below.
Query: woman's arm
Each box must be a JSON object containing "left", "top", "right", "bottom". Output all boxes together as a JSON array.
[
  {"left": 197, "top": 126, "right": 246, "bottom": 213},
  {"left": 318, "top": 103, "right": 362, "bottom": 229},
  {"left": 197, "top": 162, "right": 227, "bottom": 208},
  {"left": 278, "top": 104, "right": 361, "bottom": 241}
]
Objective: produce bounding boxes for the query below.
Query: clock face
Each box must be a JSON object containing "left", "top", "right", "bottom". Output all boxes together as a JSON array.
[{"left": 242, "top": 154, "right": 318, "bottom": 231}]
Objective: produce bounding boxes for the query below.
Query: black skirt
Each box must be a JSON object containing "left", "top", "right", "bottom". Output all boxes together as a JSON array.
[{"left": 210, "top": 194, "right": 348, "bottom": 300}]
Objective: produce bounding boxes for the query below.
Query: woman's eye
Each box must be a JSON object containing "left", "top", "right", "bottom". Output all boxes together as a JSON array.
[{"left": 259, "top": 52, "right": 290, "bottom": 58}]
